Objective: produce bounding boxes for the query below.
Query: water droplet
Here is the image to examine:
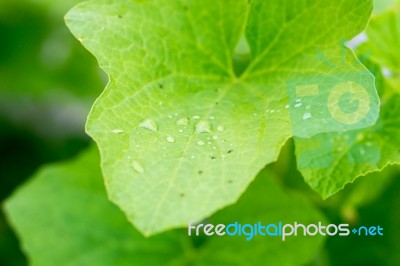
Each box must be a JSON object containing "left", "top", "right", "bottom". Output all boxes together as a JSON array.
[
  {"left": 192, "top": 115, "right": 200, "bottom": 119},
  {"left": 167, "top": 136, "right": 175, "bottom": 143},
  {"left": 217, "top": 125, "right": 225, "bottom": 132},
  {"left": 285, "top": 105, "right": 290, "bottom": 109},
  {"left": 294, "top": 103, "right": 302, "bottom": 108},
  {"left": 303, "top": 113, "right": 312, "bottom": 120},
  {"left": 195, "top": 120, "right": 212, "bottom": 134},
  {"left": 191, "top": 155, "right": 195, "bottom": 159},
  {"left": 213, "top": 135, "right": 218, "bottom": 140},
  {"left": 176, "top": 117, "right": 189, "bottom": 126},
  {"left": 197, "top": 140, "right": 205, "bottom": 146},
  {"left": 112, "top": 129, "right": 124, "bottom": 134},
  {"left": 178, "top": 129, "right": 183, "bottom": 133},
  {"left": 270, "top": 110, "right": 275, "bottom": 113},
  {"left": 131, "top": 161, "right": 144, "bottom": 173},
  {"left": 296, "top": 99, "right": 302, "bottom": 103},
  {"left": 168, "top": 115, "right": 173, "bottom": 119},
  {"left": 139, "top": 119, "right": 158, "bottom": 132}
]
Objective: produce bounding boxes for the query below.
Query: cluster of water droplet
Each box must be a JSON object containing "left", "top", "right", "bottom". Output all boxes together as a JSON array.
[{"left": 117, "top": 113, "right": 232, "bottom": 174}]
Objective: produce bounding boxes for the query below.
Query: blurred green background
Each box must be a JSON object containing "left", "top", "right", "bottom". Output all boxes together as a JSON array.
[
  {"left": 0, "top": 0, "right": 399, "bottom": 265},
  {"left": 0, "top": 0, "right": 105, "bottom": 264}
]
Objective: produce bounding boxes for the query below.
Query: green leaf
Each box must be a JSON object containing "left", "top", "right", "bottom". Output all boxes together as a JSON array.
[
  {"left": 65, "top": 0, "right": 377, "bottom": 235},
  {"left": 4, "top": 147, "right": 326, "bottom": 266},
  {"left": 373, "top": 0, "right": 397, "bottom": 14},
  {"left": 326, "top": 170, "right": 400, "bottom": 266},
  {"left": 294, "top": 92, "right": 400, "bottom": 198},
  {"left": 366, "top": 1, "right": 400, "bottom": 72}
]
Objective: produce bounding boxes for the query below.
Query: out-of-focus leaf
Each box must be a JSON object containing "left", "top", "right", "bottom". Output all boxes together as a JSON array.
[
  {"left": 325, "top": 169, "right": 400, "bottom": 266},
  {"left": 366, "top": 1, "right": 400, "bottom": 72},
  {"left": 373, "top": 0, "right": 397, "bottom": 14},
  {"left": 4, "top": 146, "right": 326, "bottom": 266},
  {"left": 0, "top": 0, "right": 105, "bottom": 138}
]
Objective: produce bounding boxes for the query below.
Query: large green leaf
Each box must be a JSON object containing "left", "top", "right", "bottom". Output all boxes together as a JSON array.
[
  {"left": 4, "top": 147, "right": 325, "bottom": 266},
  {"left": 65, "top": 0, "right": 377, "bottom": 235}
]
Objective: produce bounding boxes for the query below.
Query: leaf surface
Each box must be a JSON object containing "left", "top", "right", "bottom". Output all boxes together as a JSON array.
[{"left": 66, "top": 0, "right": 377, "bottom": 234}]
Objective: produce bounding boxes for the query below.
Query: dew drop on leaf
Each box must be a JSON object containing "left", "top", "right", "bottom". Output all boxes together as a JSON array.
[
  {"left": 303, "top": 113, "right": 312, "bottom": 120},
  {"left": 176, "top": 117, "right": 189, "bottom": 126},
  {"left": 195, "top": 120, "right": 212, "bottom": 134},
  {"left": 197, "top": 140, "right": 205, "bottom": 146},
  {"left": 167, "top": 136, "right": 175, "bottom": 143},
  {"left": 217, "top": 125, "right": 225, "bottom": 132},
  {"left": 111, "top": 129, "right": 124, "bottom": 134},
  {"left": 131, "top": 161, "right": 144, "bottom": 173},
  {"left": 139, "top": 119, "right": 158, "bottom": 132}
]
